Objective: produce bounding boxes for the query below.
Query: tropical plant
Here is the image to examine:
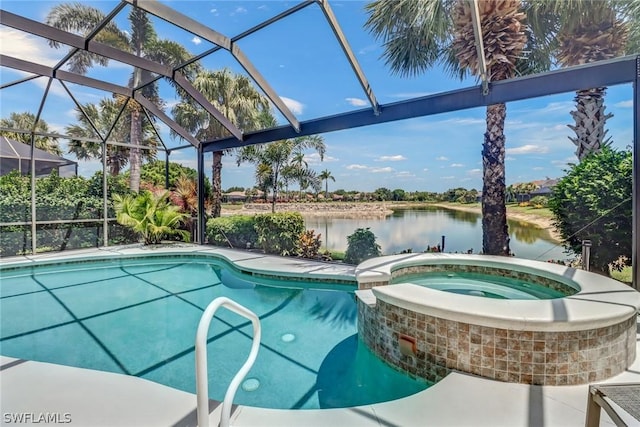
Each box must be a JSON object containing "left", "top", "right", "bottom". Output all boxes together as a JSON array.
[
  {"left": 113, "top": 189, "right": 190, "bottom": 244},
  {"left": 297, "top": 229, "right": 323, "bottom": 259},
  {"left": 319, "top": 169, "right": 335, "bottom": 199},
  {"left": 206, "top": 215, "right": 258, "bottom": 248},
  {"left": 548, "top": 147, "right": 632, "bottom": 275},
  {"left": 65, "top": 97, "right": 159, "bottom": 176},
  {"left": 172, "top": 68, "right": 270, "bottom": 217},
  {"left": 237, "top": 136, "right": 325, "bottom": 213},
  {"left": 0, "top": 112, "right": 62, "bottom": 155},
  {"left": 344, "top": 227, "right": 382, "bottom": 265},
  {"left": 365, "top": 0, "right": 532, "bottom": 256},
  {"left": 527, "top": 0, "right": 634, "bottom": 160},
  {"left": 46, "top": 3, "right": 194, "bottom": 192},
  {"left": 253, "top": 212, "right": 305, "bottom": 256}
]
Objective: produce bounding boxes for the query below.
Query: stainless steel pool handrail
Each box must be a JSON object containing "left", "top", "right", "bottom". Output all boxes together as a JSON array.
[{"left": 195, "top": 297, "right": 261, "bottom": 427}]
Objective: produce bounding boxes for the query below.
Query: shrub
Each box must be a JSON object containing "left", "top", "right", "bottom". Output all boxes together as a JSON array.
[
  {"left": 206, "top": 215, "right": 258, "bottom": 248},
  {"left": 529, "top": 196, "right": 548, "bottom": 208},
  {"left": 298, "top": 229, "right": 322, "bottom": 259},
  {"left": 344, "top": 227, "right": 381, "bottom": 265},
  {"left": 254, "top": 212, "right": 305, "bottom": 256},
  {"left": 548, "top": 147, "right": 631, "bottom": 274}
]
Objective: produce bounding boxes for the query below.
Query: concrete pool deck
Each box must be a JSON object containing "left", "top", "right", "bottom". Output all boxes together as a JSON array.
[{"left": 1, "top": 245, "right": 639, "bottom": 426}]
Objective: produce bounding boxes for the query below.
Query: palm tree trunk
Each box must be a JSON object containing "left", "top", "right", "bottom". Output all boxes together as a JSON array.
[
  {"left": 482, "top": 103, "right": 510, "bottom": 256},
  {"left": 129, "top": 108, "right": 142, "bottom": 192},
  {"left": 129, "top": 67, "right": 142, "bottom": 192},
  {"left": 569, "top": 88, "right": 612, "bottom": 161},
  {"left": 212, "top": 151, "right": 223, "bottom": 217}
]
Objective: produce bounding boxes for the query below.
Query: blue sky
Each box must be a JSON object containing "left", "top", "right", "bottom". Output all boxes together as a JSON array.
[{"left": 0, "top": 0, "right": 634, "bottom": 193}]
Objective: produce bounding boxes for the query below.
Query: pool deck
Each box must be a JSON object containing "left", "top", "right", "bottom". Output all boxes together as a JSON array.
[{"left": 1, "top": 245, "right": 639, "bottom": 427}]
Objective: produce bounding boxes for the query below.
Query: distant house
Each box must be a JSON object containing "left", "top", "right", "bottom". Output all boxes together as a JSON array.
[{"left": 530, "top": 179, "right": 558, "bottom": 198}]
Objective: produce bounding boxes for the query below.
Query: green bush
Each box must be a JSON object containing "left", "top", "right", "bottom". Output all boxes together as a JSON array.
[
  {"left": 529, "top": 195, "right": 548, "bottom": 208},
  {"left": 344, "top": 227, "right": 381, "bottom": 265},
  {"left": 0, "top": 171, "right": 138, "bottom": 256},
  {"left": 206, "top": 215, "right": 258, "bottom": 248},
  {"left": 548, "top": 147, "right": 631, "bottom": 274},
  {"left": 254, "top": 212, "right": 305, "bottom": 256}
]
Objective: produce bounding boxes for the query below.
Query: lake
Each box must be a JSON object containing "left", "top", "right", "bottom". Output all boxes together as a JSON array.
[{"left": 304, "top": 207, "right": 570, "bottom": 261}]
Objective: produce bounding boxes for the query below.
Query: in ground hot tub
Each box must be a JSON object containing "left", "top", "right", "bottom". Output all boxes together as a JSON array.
[{"left": 355, "top": 253, "right": 640, "bottom": 386}]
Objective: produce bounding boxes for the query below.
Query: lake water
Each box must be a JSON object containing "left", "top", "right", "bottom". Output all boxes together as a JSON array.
[{"left": 304, "top": 207, "right": 569, "bottom": 261}]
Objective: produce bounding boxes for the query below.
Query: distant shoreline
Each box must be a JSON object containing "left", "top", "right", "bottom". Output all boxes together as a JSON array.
[{"left": 222, "top": 201, "right": 561, "bottom": 243}]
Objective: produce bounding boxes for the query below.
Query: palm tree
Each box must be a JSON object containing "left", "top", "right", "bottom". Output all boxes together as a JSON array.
[
  {"left": 365, "top": 0, "right": 529, "bottom": 256},
  {"left": 527, "top": 1, "right": 633, "bottom": 160},
  {"left": 237, "top": 136, "right": 326, "bottom": 213},
  {"left": 113, "top": 189, "right": 190, "bottom": 244},
  {"left": 319, "top": 169, "right": 335, "bottom": 199},
  {"left": 65, "top": 97, "right": 159, "bottom": 176},
  {"left": 290, "top": 149, "right": 308, "bottom": 200},
  {"left": 0, "top": 112, "right": 62, "bottom": 155},
  {"left": 172, "top": 68, "right": 270, "bottom": 217},
  {"left": 46, "top": 4, "right": 194, "bottom": 192}
]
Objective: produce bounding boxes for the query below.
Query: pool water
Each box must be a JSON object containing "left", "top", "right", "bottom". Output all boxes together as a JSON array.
[
  {"left": 395, "top": 271, "right": 568, "bottom": 299},
  {"left": 0, "top": 257, "right": 429, "bottom": 409}
]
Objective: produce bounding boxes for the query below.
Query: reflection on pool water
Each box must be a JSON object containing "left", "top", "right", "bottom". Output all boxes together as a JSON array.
[
  {"left": 392, "top": 271, "right": 569, "bottom": 299},
  {"left": 0, "top": 256, "right": 429, "bottom": 409}
]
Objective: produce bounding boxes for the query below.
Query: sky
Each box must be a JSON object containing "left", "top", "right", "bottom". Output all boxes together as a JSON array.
[{"left": 0, "top": 0, "right": 635, "bottom": 193}]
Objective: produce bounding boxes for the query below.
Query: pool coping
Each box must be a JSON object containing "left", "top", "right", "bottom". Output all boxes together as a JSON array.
[{"left": 355, "top": 253, "right": 640, "bottom": 331}]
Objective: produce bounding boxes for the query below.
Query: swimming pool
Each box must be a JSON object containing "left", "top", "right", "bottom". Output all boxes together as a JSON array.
[
  {"left": 0, "top": 255, "right": 429, "bottom": 409},
  {"left": 391, "top": 271, "right": 568, "bottom": 299}
]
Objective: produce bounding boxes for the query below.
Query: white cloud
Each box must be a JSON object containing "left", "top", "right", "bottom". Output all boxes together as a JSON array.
[
  {"left": 210, "top": 8, "right": 219, "bottom": 15},
  {"left": 467, "top": 168, "right": 482, "bottom": 175},
  {"left": 450, "top": 163, "right": 464, "bottom": 168},
  {"left": 423, "top": 168, "right": 429, "bottom": 172},
  {"left": 376, "top": 155, "right": 406, "bottom": 162},
  {"left": 395, "top": 171, "right": 414, "bottom": 178},
  {"left": 436, "top": 156, "right": 449, "bottom": 161},
  {"left": 233, "top": 6, "right": 248, "bottom": 14},
  {"left": 345, "top": 97, "right": 368, "bottom": 107},
  {"left": 0, "top": 28, "right": 61, "bottom": 67},
  {"left": 191, "top": 36, "right": 202, "bottom": 45},
  {"left": 532, "top": 166, "right": 544, "bottom": 171},
  {"left": 358, "top": 44, "right": 377, "bottom": 55},
  {"left": 305, "top": 152, "right": 337, "bottom": 164},
  {"left": 280, "top": 97, "right": 304, "bottom": 115},
  {"left": 346, "top": 164, "right": 368, "bottom": 170},
  {"left": 506, "top": 144, "right": 549, "bottom": 155},
  {"left": 258, "top": 5, "right": 269, "bottom": 10},
  {"left": 441, "top": 176, "right": 456, "bottom": 180},
  {"left": 371, "top": 167, "right": 393, "bottom": 173},
  {"left": 614, "top": 100, "right": 633, "bottom": 108}
]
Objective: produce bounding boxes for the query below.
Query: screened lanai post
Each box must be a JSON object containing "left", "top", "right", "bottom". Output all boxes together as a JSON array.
[
  {"left": 165, "top": 151, "right": 170, "bottom": 190},
  {"left": 103, "top": 138, "right": 108, "bottom": 247},
  {"left": 633, "top": 57, "right": 639, "bottom": 290},
  {"left": 30, "top": 132, "right": 36, "bottom": 255},
  {"left": 197, "top": 145, "right": 205, "bottom": 244}
]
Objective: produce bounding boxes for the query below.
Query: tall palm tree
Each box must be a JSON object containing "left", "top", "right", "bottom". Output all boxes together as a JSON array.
[
  {"left": 319, "top": 169, "right": 335, "bottom": 199},
  {"left": 290, "top": 149, "right": 308, "bottom": 199},
  {"left": 527, "top": 0, "right": 632, "bottom": 160},
  {"left": 65, "top": 97, "right": 159, "bottom": 176},
  {"left": 46, "top": 4, "right": 194, "bottom": 192},
  {"left": 0, "top": 112, "right": 62, "bottom": 155},
  {"left": 172, "top": 68, "right": 270, "bottom": 217},
  {"left": 237, "top": 136, "right": 326, "bottom": 213},
  {"left": 365, "top": 0, "right": 529, "bottom": 256}
]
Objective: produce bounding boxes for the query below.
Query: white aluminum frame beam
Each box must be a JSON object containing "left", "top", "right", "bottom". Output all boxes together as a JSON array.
[
  {"left": 317, "top": 0, "right": 380, "bottom": 115},
  {"left": 124, "top": 0, "right": 300, "bottom": 134}
]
